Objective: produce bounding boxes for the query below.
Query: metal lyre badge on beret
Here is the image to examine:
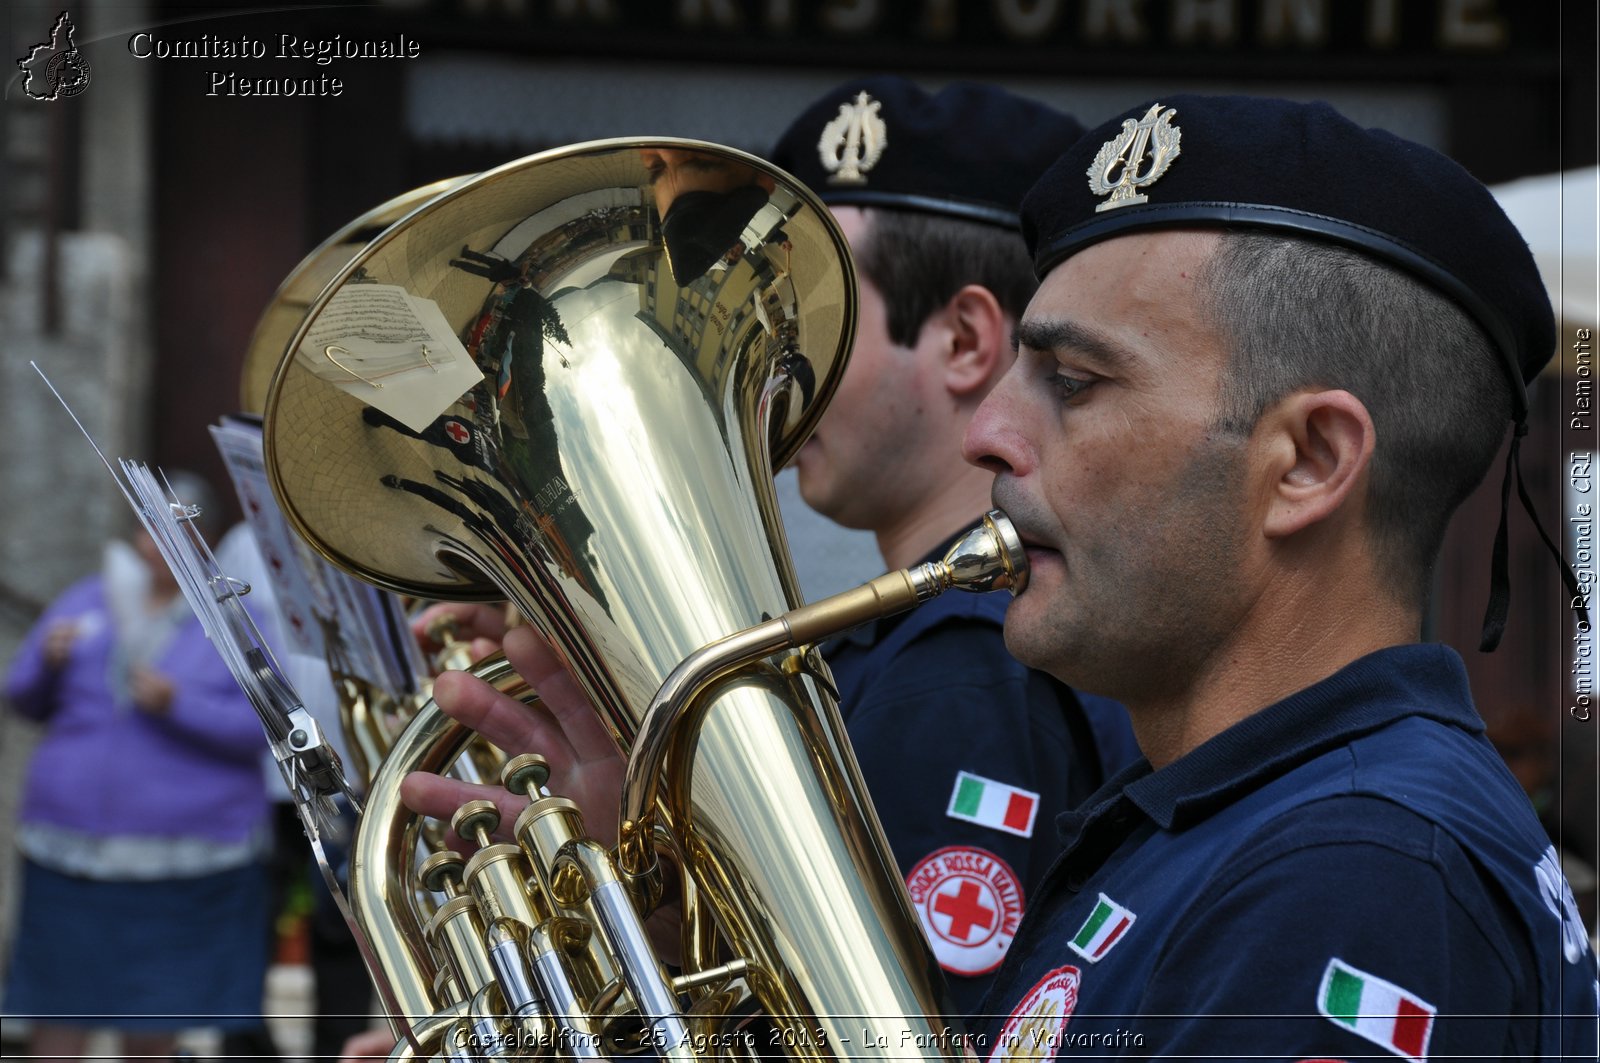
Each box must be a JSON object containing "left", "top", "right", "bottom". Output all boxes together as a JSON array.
[
  {"left": 819, "top": 90, "right": 887, "bottom": 186},
  {"left": 1087, "top": 103, "right": 1182, "bottom": 212}
]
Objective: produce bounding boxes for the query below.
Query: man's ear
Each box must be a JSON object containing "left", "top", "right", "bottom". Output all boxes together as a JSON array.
[
  {"left": 941, "top": 284, "right": 1010, "bottom": 397},
  {"left": 1257, "top": 389, "right": 1376, "bottom": 539}
]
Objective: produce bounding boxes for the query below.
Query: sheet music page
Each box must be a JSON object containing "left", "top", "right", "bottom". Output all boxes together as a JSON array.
[
  {"left": 295, "top": 282, "right": 484, "bottom": 431},
  {"left": 213, "top": 415, "right": 432, "bottom": 702},
  {"left": 212, "top": 416, "right": 330, "bottom": 657}
]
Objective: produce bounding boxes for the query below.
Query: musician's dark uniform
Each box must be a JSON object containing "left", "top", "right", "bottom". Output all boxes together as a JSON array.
[
  {"left": 975, "top": 644, "right": 1599, "bottom": 1060},
  {"left": 827, "top": 536, "right": 1138, "bottom": 1017},
  {"left": 970, "top": 93, "right": 1599, "bottom": 1061}
]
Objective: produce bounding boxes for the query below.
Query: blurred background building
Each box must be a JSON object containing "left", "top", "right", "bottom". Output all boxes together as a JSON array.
[{"left": 2, "top": 0, "right": 1595, "bottom": 1035}]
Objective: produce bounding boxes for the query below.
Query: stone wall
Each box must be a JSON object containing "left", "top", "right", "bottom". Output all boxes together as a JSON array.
[{"left": 0, "top": 0, "right": 154, "bottom": 988}]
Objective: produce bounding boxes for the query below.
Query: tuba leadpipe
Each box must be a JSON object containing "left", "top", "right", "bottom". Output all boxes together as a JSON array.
[{"left": 262, "top": 138, "right": 1002, "bottom": 1061}]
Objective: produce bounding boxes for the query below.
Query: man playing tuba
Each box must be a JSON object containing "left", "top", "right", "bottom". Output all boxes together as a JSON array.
[
  {"left": 404, "top": 94, "right": 1598, "bottom": 1059},
  {"left": 411, "top": 75, "right": 1137, "bottom": 1020}
]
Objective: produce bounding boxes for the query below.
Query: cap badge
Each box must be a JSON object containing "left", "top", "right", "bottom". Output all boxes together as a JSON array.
[
  {"left": 1087, "top": 103, "right": 1182, "bottom": 212},
  {"left": 818, "top": 90, "right": 887, "bottom": 186}
]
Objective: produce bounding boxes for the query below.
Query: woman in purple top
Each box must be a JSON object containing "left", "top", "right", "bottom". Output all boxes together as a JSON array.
[{"left": 3, "top": 497, "right": 272, "bottom": 1062}]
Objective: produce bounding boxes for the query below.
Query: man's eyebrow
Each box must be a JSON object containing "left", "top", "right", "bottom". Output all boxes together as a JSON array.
[{"left": 1013, "top": 318, "right": 1133, "bottom": 373}]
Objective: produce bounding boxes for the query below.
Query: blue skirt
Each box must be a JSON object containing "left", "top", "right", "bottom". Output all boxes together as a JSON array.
[{"left": 3, "top": 859, "right": 271, "bottom": 1031}]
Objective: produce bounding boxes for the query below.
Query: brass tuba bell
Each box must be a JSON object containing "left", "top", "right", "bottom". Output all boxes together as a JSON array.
[
  {"left": 240, "top": 177, "right": 471, "bottom": 417},
  {"left": 262, "top": 139, "right": 1015, "bottom": 1061}
]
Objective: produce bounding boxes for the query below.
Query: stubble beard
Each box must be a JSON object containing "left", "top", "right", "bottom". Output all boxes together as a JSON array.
[{"left": 1005, "top": 436, "right": 1251, "bottom": 705}]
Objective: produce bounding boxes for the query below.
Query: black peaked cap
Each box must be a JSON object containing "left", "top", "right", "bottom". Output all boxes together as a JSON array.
[
  {"left": 1021, "top": 94, "right": 1554, "bottom": 418},
  {"left": 771, "top": 75, "right": 1086, "bottom": 230}
]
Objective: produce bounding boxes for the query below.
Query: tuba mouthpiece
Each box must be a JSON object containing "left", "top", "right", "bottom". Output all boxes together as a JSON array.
[{"left": 930, "top": 508, "right": 1029, "bottom": 596}]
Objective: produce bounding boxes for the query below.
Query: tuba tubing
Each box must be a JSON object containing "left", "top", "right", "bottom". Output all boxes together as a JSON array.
[
  {"left": 349, "top": 516, "right": 1026, "bottom": 1058},
  {"left": 617, "top": 512, "right": 1026, "bottom": 872}
]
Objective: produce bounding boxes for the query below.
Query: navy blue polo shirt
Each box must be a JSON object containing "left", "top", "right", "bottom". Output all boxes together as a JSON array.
[
  {"left": 825, "top": 542, "right": 1135, "bottom": 1019},
  {"left": 974, "top": 643, "right": 1598, "bottom": 1060}
]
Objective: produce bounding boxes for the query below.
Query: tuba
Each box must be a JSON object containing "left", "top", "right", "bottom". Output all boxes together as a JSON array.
[
  {"left": 238, "top": 175, "right": 489, "bottom": 786},
  {"left": 261, "top": 139, "right": 1023, "bottom": 1061}
]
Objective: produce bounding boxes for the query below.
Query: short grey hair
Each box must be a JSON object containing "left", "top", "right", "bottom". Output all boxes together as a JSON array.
[{"left": 1197, "top": 231, "right": 1514, "bottom": 604}]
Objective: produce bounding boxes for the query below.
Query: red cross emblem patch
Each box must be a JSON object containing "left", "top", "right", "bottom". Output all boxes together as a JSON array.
[
  {"left": 987, "top": 964, "right": 1081, "bottom": 1063},
  {"left": 443, "top": 419, "right": 472, "bottom": 445},
  {"left": 906, "top": 846, "right": 1024, "bottom": 977}
]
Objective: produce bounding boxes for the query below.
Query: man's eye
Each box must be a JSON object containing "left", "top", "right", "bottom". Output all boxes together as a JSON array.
[{"left": 1048, "top": 370, "right": 1094, "bottom": 402}]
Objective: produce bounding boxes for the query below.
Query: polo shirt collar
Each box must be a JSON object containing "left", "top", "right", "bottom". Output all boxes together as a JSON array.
[{"left": 1096, "top": 643, "right": 1482, "bottom": 833}]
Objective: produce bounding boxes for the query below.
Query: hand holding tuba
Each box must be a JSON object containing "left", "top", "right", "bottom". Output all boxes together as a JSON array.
[{"left": 405, "top": 625, "right": 626, "bottom": 849}]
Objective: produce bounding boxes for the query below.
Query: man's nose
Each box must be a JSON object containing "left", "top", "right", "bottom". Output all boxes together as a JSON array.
[{"left": 963, "top": 370, "right": 1030, "bottom": 478}]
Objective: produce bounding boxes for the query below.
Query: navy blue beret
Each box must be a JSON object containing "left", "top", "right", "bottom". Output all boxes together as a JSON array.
[
  {"left": 1021, "top": 94, "right": 1554, "bottom": 419},
  {"left": 771, "top": 76, "right": 1085, "bottom": 229}
]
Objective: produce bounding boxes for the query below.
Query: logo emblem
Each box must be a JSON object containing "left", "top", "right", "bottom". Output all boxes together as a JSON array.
[
  {"left": 818, "top": 91, "right": 887, "bottom": 186},
  {"left": 987, "top": 964, "right": 1081, "bottom": 1063},
  {"left": 1316, "top": 958, "right": 1435, "bottom": 1062},
  {"left": 1534, "top": 845, "right": 1591, "bottom": 964},
  {"left": 17, "top": 12, "right": 92, "bottom": 101},
  {"left": 905, "top": 847, "right": 1025, "bottom": 977},
  {"left": 1067, "top": 893, "right": 1135, "bottom": 963},
  {"left": 1087, "top": 103, "right": 1181, "bottom": 212}
]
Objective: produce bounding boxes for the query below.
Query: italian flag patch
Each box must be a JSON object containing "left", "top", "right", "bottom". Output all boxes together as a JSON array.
[
  {"left": 1067, "top": 893, "right": 1135, "bottom": 962},
  {"left": 947, "top": 771, "right": 1040, "bottom": 837},
  {"left": 1317, "top": 958, "right": 1435, "bottom": 1061}
]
